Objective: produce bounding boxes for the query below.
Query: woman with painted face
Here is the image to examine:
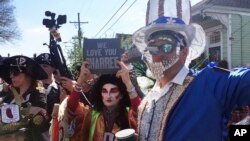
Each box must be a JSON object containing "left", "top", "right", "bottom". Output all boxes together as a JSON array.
[
  {"left": 0, "top": 55, "right": 48, "bottom": 141},
  {"left": 57, "top": 60, "right": 140, "bottom": 141}
]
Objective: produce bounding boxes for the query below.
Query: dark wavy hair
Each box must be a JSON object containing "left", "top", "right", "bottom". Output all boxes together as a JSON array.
[{"left": 91, "top": 74, "right": 131, "bottom": 129}]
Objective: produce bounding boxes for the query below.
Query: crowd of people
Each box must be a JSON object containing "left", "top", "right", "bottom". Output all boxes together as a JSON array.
[{"left": 1, "top": 0, "right": 250, "bottom": 141}]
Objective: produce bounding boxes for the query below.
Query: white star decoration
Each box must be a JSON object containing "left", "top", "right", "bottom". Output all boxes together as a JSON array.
[{"left": 166, "top": 17, "right": 176, "bottom": 24}]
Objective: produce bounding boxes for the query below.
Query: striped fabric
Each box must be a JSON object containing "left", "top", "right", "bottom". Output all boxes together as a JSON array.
[{"left": 146, "top": 0, "right": 191, "bottom": 25}]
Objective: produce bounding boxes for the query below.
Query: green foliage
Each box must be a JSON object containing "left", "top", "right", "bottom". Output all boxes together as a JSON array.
[
  {"left": 66, "top": 39, "right": 83, "bottom": 74},
  {"left": 116, "top": 33, "right": 132, "bottom": 50}
]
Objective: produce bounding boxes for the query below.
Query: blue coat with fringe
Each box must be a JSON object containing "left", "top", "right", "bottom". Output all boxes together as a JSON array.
[{"left": 164, "top": 66, "right": 250, "bottom": 141}]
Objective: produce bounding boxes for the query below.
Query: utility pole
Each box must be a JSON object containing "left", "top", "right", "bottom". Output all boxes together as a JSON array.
[{"left": 70, "top": 13, "right": 88, "bottom": 48}]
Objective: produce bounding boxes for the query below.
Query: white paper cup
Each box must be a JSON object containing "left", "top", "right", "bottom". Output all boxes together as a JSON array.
[{"left": 115, "top": 129, "right": 135, "bottom": 141}]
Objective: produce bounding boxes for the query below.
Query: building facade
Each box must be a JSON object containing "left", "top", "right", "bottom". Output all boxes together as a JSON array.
[{"left": 192, "top": 0, "right": 250, "bottom": 69}]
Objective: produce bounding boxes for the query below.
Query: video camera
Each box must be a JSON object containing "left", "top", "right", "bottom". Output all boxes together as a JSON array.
[
  {"left": 42, "top": 11, "right": 93, "bottom": 112},
  {"left": 42, "top": 11, "right": 73, "bottom": 79},
  {"left": 42, "top": 11, "right": 66, "bottom": 42}
]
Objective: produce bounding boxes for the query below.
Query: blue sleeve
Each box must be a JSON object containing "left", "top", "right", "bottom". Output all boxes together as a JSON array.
[
  {"left": 223, "top": 68, "right": 250, "bottom": 112},
  {"left": 200, "top": 67, "right": 250, "bottom": 113}
]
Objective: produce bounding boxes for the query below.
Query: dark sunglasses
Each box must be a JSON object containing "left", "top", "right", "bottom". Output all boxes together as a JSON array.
[
  {"left": 146, "top": 30, "right": 186, "bottom": 55},
  {"left": 146, "top": 43, "right": 178, "bottom": 55},
  {"left": 10, "top": 69, "right": 22, "bottom": 76}
]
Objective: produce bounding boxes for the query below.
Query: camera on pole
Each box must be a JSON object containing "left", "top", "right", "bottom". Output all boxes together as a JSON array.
[
  {"left": 42, "top": 11, "right": 66, "bottom": 42},
  {"left": 42, "top": 11, "right": 73, "bottom": 79}
]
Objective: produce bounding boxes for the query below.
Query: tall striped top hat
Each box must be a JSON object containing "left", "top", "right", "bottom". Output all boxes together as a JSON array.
[{"left": 133, "top": 0, "right": 206, "bottom": 62}]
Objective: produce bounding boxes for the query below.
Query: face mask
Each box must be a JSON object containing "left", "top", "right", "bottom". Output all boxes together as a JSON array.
[
  {"left": 145, "top": 52, "right": 179, "bottom": 80},
  {"left": 143, "top": 30, "right": 184, "bottom": 80}
]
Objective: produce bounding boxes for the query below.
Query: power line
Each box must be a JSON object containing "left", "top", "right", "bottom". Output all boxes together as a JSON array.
[
  {"left": 80, "top": 0, "right": 94, "bottom": 18},
  {"left": 94, "top": 0, "right": 128, "bottom": 37},
  {"left": 99, "top": 0, "right": 138, "bottom": 38}
]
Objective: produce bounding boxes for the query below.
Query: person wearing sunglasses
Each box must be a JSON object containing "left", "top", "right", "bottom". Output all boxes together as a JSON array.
[
  {"left": 0, "top": 55, "right": 48, "bottom": 141},
  {"left": 132, "top": 0, "right": 250, "bottom": 141}
]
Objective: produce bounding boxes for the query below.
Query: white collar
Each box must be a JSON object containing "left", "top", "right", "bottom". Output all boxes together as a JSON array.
[
  {"left": 49, "top": 81, "right": 58, "bottom": 89},
  {"left": 154, "top": 65, "right": 189, "bottom": 87},
  {"left": 146, "top": 66, "right": 189, "bottom": 101},
  {"left": 171, "top": 66, "right": 189, "bottom": 85},
  {"left": 45, "top": 81, "right": 58, "bottom": 95}
]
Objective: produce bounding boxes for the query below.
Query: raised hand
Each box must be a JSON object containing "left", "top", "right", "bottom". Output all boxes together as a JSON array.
[
  {"left": 116, "top": 61, "right": 131, "bottom": 86},
  {"left": 116, "top": 61, "right": 138, "bottom": 99},
  {"left": 76, "top": 60, "right": 94, "bottom": 92},
  {"left": 60, "top": 76, "right": 75, "bottom": 92}
]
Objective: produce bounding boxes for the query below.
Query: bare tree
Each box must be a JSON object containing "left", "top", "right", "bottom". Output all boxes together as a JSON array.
[{"left": 0, "top": 0, "right": 20, "bottom": 43}]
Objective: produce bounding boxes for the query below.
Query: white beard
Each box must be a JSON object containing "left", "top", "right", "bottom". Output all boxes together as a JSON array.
[{"left": 147, "top": 54, "right": 179, "bottom": 80}]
